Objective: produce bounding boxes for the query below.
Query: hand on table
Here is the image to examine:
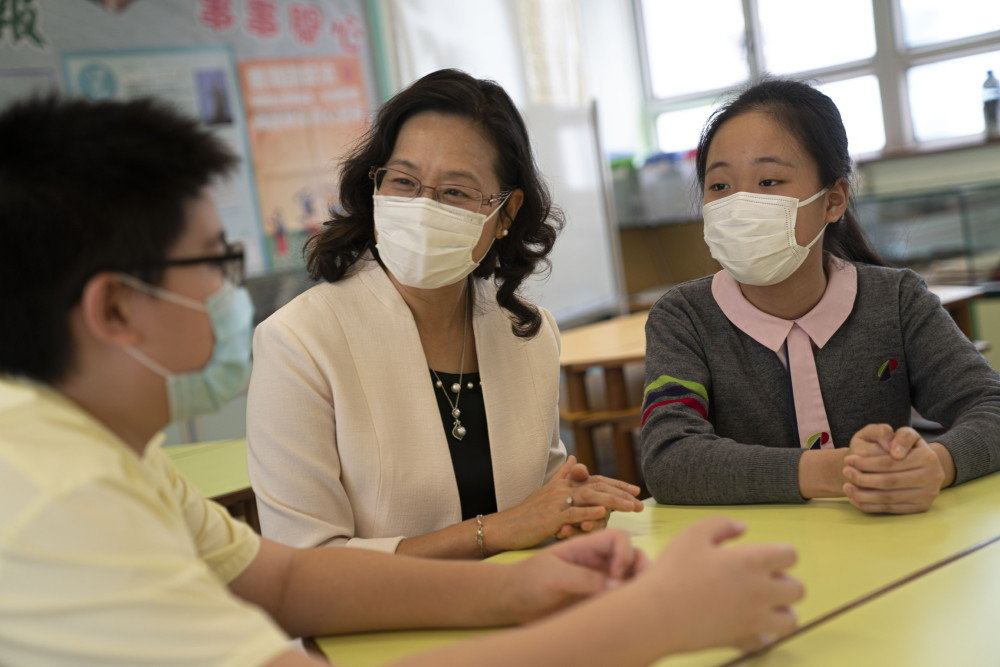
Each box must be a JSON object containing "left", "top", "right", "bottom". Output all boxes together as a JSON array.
[
  {"left": 644, "top": 517, "right": 802, "bottom": 654},
  {"left": 553, "top": 461, "right": 645, "bottom": 539},
  {"left": 842, "top": 424, "right": 946, "bottom": 514},
  {"left": 484, "top": 456, "right": 644, "bottom": 553},
  {"left": 503, "top": 529, "right": 649, "bottom": 623}
]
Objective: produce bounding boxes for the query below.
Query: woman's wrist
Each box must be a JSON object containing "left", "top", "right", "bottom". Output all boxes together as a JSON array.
[{"left": 478, "top": 512, "right": 507, "bottom": 557}]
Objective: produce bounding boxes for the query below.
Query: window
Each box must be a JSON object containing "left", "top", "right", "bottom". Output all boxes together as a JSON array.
[
  {"left": 818, "top": 76, "right": 886, "bottom": 155},
  {"left": 640, "top": 0, "right": 747, "bottom": 98},
  {"left": 637, "top": 0, "right": 1000, "bottom": 156},
  {"left": 909, "top": 50, "right": 1000, "bottom": 141},
  {"left": 899, "top": 0, "right": 1000, "bottom": 48},
  {"left": 757, "top": 0, "right": 876, "bottom": 74}
]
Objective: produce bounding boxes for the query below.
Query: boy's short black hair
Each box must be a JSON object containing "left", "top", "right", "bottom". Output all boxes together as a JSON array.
[{"left": 0, "top": 95, "right": 237, "bottom": 383}]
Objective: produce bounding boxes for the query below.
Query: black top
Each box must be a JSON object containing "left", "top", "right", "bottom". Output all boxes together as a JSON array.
[{"left": 428, "top": 369, "right": 498, "bottom": 520}]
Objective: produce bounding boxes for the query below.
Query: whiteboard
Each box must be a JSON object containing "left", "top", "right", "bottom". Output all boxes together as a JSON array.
[{"left": 520, "top": 103, "right": 626, "bottom": 326}]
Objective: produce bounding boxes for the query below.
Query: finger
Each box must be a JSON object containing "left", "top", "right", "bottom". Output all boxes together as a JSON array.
[
  {"left": 852, "top": 423, "right": 894, "bottom": 451},
  {"left": 736, "top": 543, "right": 798, "bottom": 572},
  {"left": 769, "top": 573, "right": 806, "bottom": 607},
  {"left": 549, "top": 529, "right": 630, "bottom": 571},
  {"left": 843, "top": 483, "right": 938, "bottom": 507},
  {"left": 571, "top": 481, "right": 644, "bottom": 507},
  {"left": 843, "top": 464, "right": 943, "bottom": 490},
  {"left": 562, "top": 506, "right": 611, "bottom": 525},
  {"left": 554, "top": 524, "right": 578, "bottom": 540},
  {"left": 581, "top": 475, "right": 641, "bottom": 497},
  {"left": 675, "top": 515, "right": 746, "bottom": 548},
  {"left": 567, "top": 462, "right": 590, "bottom": 483},
  {"left": 848, "top": 499, "right": 932, "bottom": 514},
  {"left": 848, "top": 439, "right": 887, "bottom": 458},
  {"left": 570, "top": 487, "right": 644, "bottom": 512},
  {"left": 734, "top": 633, "right": 766, "bottom": 653},
  {"left": 889, "top": 426, "right": 924, "bottom": 460},
  {"left": 843, "top": 484, "right": 935, "bottom": 513},
  {"left": 766, "top": 606, "right": 799, "bottom": 640},
  {"left": 547, "top": 560, "right": 609, "bottom": 598},
  {"left": 599, "top": 528, "right": 639, "bottom": 582},
  {"left": 553, "top": 455, "right": 578, "bottom": 480},
  {"left": 578, "top": 516, "right": 610, "bottom": 533},
  {"left": 844, "top": 454, "right": 913, "bottom": 474},
  {"left": 627, "top": 547, "right": 651, "bottom": 577}
]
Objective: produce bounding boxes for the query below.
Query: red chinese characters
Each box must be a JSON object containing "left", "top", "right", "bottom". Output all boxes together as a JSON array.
[
  {"left": 196, "top": 0, "right": 235, "bottom": 32},
  {"left": 245, "top": 0, "right": 279, "bottom": 39},
  {"left": 289, "top": 3, "right": 322, "bottom": 46}
]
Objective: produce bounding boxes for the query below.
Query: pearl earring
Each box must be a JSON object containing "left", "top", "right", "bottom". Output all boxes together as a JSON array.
[{"left": 500, "top": 228, "right": 509, "bottom": 237}]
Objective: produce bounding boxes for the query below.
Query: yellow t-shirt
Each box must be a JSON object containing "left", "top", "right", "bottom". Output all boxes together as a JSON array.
[{"left": 0, "top": 378, "right": 291, "bottom": 666}]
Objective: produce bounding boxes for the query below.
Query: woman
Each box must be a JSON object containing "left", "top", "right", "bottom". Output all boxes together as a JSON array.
[
  {"left": 640, "top": 78, "right": 1000, "bottom": 514},
  {"left": 248, "top": 69, "right": 643, "bottom": 557}
]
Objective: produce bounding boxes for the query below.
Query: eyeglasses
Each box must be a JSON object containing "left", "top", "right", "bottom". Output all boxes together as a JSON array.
[
  {"left": 133, "top": 241, "right": 246, "bottom": 285},
  {"left": 370, "top": 166, "right": 510, "bottom": 213}
]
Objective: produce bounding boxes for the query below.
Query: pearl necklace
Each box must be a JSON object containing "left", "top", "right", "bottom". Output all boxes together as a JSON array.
[{"left": 430, "top": 289, "right": 470, "bottom": 441}]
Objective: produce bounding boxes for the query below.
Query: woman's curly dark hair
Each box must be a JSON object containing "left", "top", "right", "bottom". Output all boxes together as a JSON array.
[{"left": 305, "top": 68, "right": 564, "bottom": 338}]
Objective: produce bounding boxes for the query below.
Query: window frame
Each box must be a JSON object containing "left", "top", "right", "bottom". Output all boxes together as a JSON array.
[{"left": 634, "top": 0, "right": 1000, "bottom": 159}]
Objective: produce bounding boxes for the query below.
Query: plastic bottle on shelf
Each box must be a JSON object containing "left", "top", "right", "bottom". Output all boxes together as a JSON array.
[{"left": 984, "top": 70, "right": 1000, "bottom": 140}]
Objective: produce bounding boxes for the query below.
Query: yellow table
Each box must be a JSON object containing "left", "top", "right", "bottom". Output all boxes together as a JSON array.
[
  {"left": 314, "top": 472, "right": 1000, "bottom": 666},
  {"left": 164, "top": 438, "right": 258, "bottom": 532},
  {"left": 735, "top": 535, "right": 1000, "bottom": 667}
]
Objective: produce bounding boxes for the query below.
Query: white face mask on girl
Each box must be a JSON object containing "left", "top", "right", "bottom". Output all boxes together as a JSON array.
[
  {"left": 373, "top": 194, "right": 506, "bottom": 289},
  {"left": 702, "top": 187, "right": 830, "bottom": 287}
]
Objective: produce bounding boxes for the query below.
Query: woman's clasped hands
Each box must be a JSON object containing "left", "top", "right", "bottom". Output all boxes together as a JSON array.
[
  {"left": 481, "top": 456, "right": 644, "bottom": 554},
  {"left": 842, "top": 423, "right": 956, "bottom": 514}
]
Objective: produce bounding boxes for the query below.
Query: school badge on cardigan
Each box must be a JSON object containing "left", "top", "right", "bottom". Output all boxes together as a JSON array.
[
  {"left": 877, "top": 359, "right": 899, "bottom": 382},
  {"left": 806, "top": 432, "right": 830, "bottom": 449}
]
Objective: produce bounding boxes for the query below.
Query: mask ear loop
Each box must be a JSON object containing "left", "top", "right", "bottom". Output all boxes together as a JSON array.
[{"left": 798, "top": 187, "right": 835, "bottom": 250}]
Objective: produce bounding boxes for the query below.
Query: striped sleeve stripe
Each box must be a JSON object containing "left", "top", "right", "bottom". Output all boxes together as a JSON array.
[
  {"left": 641, "top": 375, "right": 709, "bottom": 425},
  {"left": 643, "top": 374, "right": 707, "bottom": 401}
]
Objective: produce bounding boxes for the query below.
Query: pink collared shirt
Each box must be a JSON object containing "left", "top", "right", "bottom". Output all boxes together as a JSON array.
[{"left": 711, "top": 259, "right": 858, "bottom": 448}]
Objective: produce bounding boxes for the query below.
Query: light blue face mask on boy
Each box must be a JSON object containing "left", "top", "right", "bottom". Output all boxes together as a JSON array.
[{"left": 117, "top": 274, "right": 254, "bottom": 423}]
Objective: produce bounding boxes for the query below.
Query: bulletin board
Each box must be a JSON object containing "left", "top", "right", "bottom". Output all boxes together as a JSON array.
[{"left": 0, "top": 0, "right": 377, "bottom": 277}]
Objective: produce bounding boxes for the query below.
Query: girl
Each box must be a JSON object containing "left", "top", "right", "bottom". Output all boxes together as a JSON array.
[{"left": 640, "top": 78, "right": 1000, "bottom": 514}]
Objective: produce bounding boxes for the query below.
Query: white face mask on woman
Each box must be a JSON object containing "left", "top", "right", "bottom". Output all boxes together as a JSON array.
[
  {"left": 702, "top": 187, "right": 830, "bottom": 286},
  {"left": 373, "top": 194, "right": 506, "bottom": 289}
]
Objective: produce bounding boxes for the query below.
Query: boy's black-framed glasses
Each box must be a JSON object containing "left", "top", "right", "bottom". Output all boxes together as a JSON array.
[{"left": 133, "top": 241, "right": 246, "bottom": 285}]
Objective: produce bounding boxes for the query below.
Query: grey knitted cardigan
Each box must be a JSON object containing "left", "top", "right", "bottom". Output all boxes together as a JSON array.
[{"left": 640, "top": 262, "right": 1000, "bottom": 505}]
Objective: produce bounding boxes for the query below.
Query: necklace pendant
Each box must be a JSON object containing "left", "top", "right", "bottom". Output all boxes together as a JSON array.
[
  {"left": 452, "top": 421, "right": 467, "bottom": 440},
  {"left": 450, "top": 382, "right": 461, "bottom": 394},
  {"left": 451, "top": 407, "right": 461, "bottom": 418}
]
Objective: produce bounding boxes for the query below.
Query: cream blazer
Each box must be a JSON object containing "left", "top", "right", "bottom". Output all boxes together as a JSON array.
[{"left": 247, "top": 257, "right": 567, "bottom": 552}]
